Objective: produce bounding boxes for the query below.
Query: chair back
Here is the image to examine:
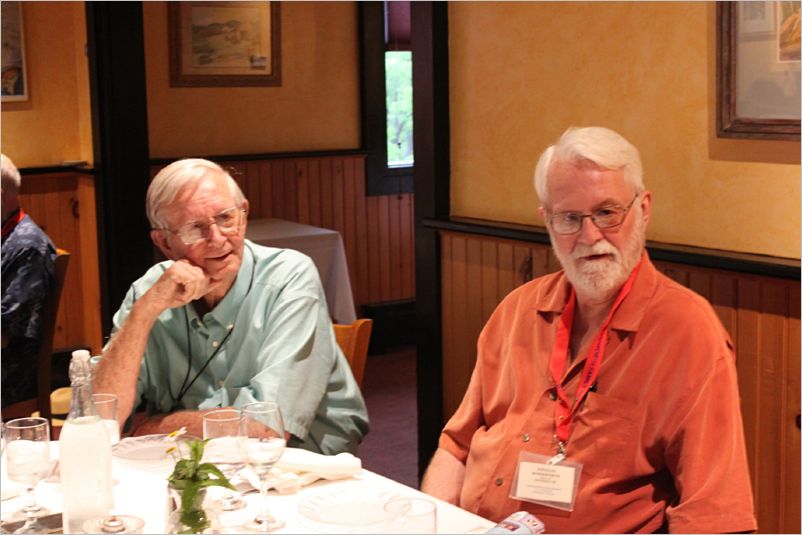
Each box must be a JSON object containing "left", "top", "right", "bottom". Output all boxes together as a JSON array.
[
  {"left": 2, "top": 249, "right": 70, "bottom": 423},
  {"left": 333, "top": 319, "right": 373, "bottom": 388}
]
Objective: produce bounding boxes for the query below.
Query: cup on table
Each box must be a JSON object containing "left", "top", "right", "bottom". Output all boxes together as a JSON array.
[
  {"left": 93, "top": 393, "right": 120, "bottom": 445},
  {"left": 383, "top": 497, "right": 437, "bottom": 534}
]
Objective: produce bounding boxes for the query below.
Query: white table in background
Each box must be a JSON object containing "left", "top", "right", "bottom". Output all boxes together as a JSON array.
[
  {"left": 246, "top": 218, "right": 357, "bottom": 325},
  {"left": 0, "top": 443, "right": 495, "bottom": 534}
]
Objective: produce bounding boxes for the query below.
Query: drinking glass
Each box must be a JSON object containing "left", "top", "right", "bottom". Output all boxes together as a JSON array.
[
  {"left": 93, "top": 393, "right": 120, "bottom": 445},
  {"left": 4, "top": 418, "right": 51, "bottom": 534},
  {"left": 238, "top": 402, "right": 286, "bottom": 532},
  {"left": 203, "top": 409, "right": 247, "bottom": 527},
  {"left": 383, "top": 497, "right": 438, "bottom": 534}
]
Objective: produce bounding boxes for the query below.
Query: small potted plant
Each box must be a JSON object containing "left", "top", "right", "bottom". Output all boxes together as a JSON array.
[{"left": 165, "top": 428, "right": 235, "bottom": 534}]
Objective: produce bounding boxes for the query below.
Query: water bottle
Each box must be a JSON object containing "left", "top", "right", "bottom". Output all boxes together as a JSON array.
[{"left": 59, "top": 349, "right": 114, "bottom": 533}]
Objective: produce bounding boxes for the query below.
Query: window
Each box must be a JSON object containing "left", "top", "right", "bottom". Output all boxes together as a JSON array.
[
  {"left": 360, "top": 1, "right": 414, "bottom": 195},
  {"left": 386, "top": 50, "right": 413, "bottom": 167}
]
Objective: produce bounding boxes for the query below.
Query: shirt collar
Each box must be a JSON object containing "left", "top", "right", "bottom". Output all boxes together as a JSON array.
[{"left": 536, "top": 250, "right": 657, "bottom": 334}]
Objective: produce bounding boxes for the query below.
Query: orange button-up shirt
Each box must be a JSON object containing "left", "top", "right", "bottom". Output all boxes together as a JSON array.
[{"left": 440, "top": 253, "right": 756, "bottom": 533}]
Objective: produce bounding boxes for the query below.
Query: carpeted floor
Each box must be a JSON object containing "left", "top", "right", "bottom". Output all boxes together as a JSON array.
[{"left": 356, "top": 345, "right": 419, "bottom": 489}]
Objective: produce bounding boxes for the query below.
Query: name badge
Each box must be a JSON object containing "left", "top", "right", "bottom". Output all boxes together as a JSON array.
[{"left": 510, "top": 451, "right": 583, "bottom": 511}]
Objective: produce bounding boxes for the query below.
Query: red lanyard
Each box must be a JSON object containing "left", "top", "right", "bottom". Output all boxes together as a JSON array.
[
  {"left": 1, "top": 208, "right": 25, "bottom": 241},
  {"left": 549, "top": 260, "right": 641, "bottom": 452}
]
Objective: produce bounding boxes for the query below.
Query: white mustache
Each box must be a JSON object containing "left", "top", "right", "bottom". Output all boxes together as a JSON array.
[{"left": 570, "top": 240, "right": 620, "bottom": 261}]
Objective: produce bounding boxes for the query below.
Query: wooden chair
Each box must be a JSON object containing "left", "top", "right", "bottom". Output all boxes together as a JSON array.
[
  {"left": 333, "top": 319, "right": 373, "bottom": 388},
  {"left": 2, "top": 249, "right": 70, "bottom": 424}
]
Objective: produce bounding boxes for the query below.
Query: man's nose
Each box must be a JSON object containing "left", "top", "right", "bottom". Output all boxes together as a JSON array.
[
  {"left": 577, "top": 216, "right": 605, "bottom": 244},
  {"left": 203, "top": 220, "right": 226, "bottom": 243}
]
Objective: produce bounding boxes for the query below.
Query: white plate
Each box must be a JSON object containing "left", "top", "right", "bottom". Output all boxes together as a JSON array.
[
  {"left": 297, "top": 486, "right": 404, "bottom": 533},
  {"left": 112, "top": 434, "right": 195, "bottom": 464}
]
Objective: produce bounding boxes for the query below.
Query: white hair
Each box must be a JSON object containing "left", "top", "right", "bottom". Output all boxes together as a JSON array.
[
  {"left": 533, "top": 127, "right": 644, "bottom": 205},
  {"left": 146, "top": 158, "right": 245, "bottom": 229},
  {"left": 1, "top": 154, "right": 21, "bottom": 192}
]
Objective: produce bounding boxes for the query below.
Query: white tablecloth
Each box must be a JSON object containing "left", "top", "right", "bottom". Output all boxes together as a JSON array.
[
  {"left": 246, "top": 218, "right": 357, "bottom": 325},
  {"left": 1, "top": 443, "right": 495, "bottom": 534}
]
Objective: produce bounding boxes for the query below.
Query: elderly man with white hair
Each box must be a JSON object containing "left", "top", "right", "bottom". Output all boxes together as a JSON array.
[
  {"left": 1, "top": 154, "right": 56, "bottom": 408},
  {"left": 94, "top": 158, "right": 368, "bottom": 455},
  {"left": 421, "top": 127, "right": 755, "bottom": 533}
]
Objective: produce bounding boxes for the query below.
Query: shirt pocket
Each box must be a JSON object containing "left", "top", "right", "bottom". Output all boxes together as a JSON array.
[{"left": 567, "top": 392, "right": 640, "bottom": 478}]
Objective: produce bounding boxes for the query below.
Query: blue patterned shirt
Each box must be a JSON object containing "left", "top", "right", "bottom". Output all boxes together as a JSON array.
[{"left": 1, "top": 213, "right": 56, "bottom": 407}]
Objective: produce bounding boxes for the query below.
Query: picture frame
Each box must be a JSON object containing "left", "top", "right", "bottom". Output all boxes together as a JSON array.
[
  {"left": 168, "top": 1, "right": 281, "bottom": 88},
  {"left": 717, "top": 2, "right": 800, "bottom": 140},
  {"left": 1, "top": 1, "right": 29, "bottom": 102}
]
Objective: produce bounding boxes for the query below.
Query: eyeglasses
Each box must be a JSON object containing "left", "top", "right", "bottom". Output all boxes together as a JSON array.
[
  {"left": 547, "top": 194, "right": 640, "bottom": 235},
  {"left": 163, "top": 206, "right": 245, "bottom": 245}
]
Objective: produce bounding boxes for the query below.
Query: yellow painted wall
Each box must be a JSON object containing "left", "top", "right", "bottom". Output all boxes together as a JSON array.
[
  {"left": 143, "top": 1, "right": 361, "bottom": 158},
  {"left": 449, "top": 2, "right": 800, "bottom": 260},
  {"left": 1, "top": 2, "right": 93, "bottom": 167}
]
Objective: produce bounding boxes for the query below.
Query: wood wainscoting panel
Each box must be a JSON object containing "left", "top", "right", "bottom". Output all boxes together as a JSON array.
[
  {"left": 153, "top": 155, "right": 415, "bottom": 312},
  {"left": 439, "top": 230, "right": 800, "bottom": 533},
  {"left": 18, "top": 172, "right": 103, "bottom": 354}
]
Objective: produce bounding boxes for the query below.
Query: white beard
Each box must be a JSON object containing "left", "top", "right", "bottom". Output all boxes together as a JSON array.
[{"left": 552, "top": 212, "right": 646, "bottom": 300}]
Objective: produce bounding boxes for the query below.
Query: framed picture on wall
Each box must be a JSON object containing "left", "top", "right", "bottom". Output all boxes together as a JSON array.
[
  {"left": 169, "top": 1, "right": 281, "bottom": 88},
  {"left": 717, "top": 1, "right": 800, "bottom": 140},
  {"left": 1, "top": 1, "right": 29, "bottom": 102}
]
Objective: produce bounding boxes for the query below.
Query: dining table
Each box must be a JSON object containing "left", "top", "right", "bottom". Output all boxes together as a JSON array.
[
  {"left": 0, "top": 440, "right": 496, "bottom": 534},
  {"left": 246, "top": 218, "right": 357, "bottom": 325}
]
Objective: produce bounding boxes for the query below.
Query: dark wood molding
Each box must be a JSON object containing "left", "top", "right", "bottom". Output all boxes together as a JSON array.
[
  {"left": 716, "top": 3, "right": 801, "bottom": 141},
  {"left": 412, "top": 1, "right": 450, "bottom": 480},
  {"left": 86, "top": 2, "right": 154, "bottom": 336},
  {"left": 19, "top": 165, "right": 96, "bottom": 176},
  {"left": 149, "top": 148, "right": 368, "bottom": 167},
  {"left": 361, "top": 299, "right": 416, "bottom": 353},
  {"left": 425, "top": 216, "right": 801, "bottom": 280}
]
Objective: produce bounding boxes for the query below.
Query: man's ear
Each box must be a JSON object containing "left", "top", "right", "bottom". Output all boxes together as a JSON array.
[
  {"left": 240, "top": 199, "right": 250, "bottom": 231},
  {"left": 151, "top": 229, "right": 177, "bottom": 260},
  {"left": 639, "top": 190, "right": 652, "bottom": 227}
]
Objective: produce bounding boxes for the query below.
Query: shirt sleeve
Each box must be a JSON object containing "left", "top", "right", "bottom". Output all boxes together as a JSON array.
[
  {"left": 108, "top": 284, "right": 149, "bottom": 411},
  {"left": 1, "top": 246, "right": 54, "bottom": 340},
  {"left": 663, "top": 349, "right": 757, "bottom": 533},
  {"left": 233, "top": 291, "right": 338, "bottom": 442}
]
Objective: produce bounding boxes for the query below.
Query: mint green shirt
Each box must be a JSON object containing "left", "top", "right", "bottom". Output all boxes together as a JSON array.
[{"left": 111, "top": 240, "right": 369, "bottom": 455}]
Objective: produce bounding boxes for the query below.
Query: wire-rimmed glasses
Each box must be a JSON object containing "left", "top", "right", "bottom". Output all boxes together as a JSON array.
[
  {"left": 238, "top": 402, "right": 286, "bottom": 532},
  {"left": 4, "top": 418, "right": 51, "bottom": 534},
  {"left": 162, "top": 206, "right": 245, "bottom": 245},
  {"left": 547, "top": 193, "right": 640, "bottom": 235}
]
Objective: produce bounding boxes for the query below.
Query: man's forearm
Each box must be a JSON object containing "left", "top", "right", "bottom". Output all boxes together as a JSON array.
[
  {"left": 421, "top": 448, "right": 466, "bottom": 506},
  {"left": 132, "top": 410, "right": 208, "bottom": 438},
  {"left": 93, "top": 298, "right": 162, "bottom": 423}
]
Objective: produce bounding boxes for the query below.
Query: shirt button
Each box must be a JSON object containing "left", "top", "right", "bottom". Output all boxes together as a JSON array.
[
  {"left": 558, "top": 415, "right": 565, "bottom": 421},
  {"left": 549, "top": 390, "right": 557, "bottom": 401},
  {"left": 522, "top": 433, "right": 530, "bottom": 443},
  {"left": 212, "top": 340, "right": 220, "bottom": 348},
  {"left": 494, "top": 478, "right": 503, "bottom": 486}
]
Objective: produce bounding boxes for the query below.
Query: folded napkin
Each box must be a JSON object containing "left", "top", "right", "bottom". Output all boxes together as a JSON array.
[{"left": 237, "top": 447, "right": 361, "bottom": 495}]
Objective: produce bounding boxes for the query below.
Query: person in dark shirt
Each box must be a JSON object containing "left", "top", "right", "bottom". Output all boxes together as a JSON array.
[{"left": 1, "top": 154, "right": 56, "bottom": 407}]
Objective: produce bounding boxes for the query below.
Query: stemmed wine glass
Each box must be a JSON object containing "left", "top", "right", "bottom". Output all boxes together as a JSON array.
[
  {"left": 238, "top": 402, "right": 286, "bottom": 532},
  {"left": 202, "top": 409, "right": 247, "bottom": 530},
  {"left": 5, "top": 418, "right": 51, "bottom": 534}
]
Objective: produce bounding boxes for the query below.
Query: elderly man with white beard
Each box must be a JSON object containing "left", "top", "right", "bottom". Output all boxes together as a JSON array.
[{"left": 420, "top": 127, "right": 756, "bottom": 534}]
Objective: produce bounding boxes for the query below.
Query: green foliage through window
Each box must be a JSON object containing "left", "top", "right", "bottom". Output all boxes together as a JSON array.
[{"left": 386, "top": 51, "right": 414, "bottom": 167}]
